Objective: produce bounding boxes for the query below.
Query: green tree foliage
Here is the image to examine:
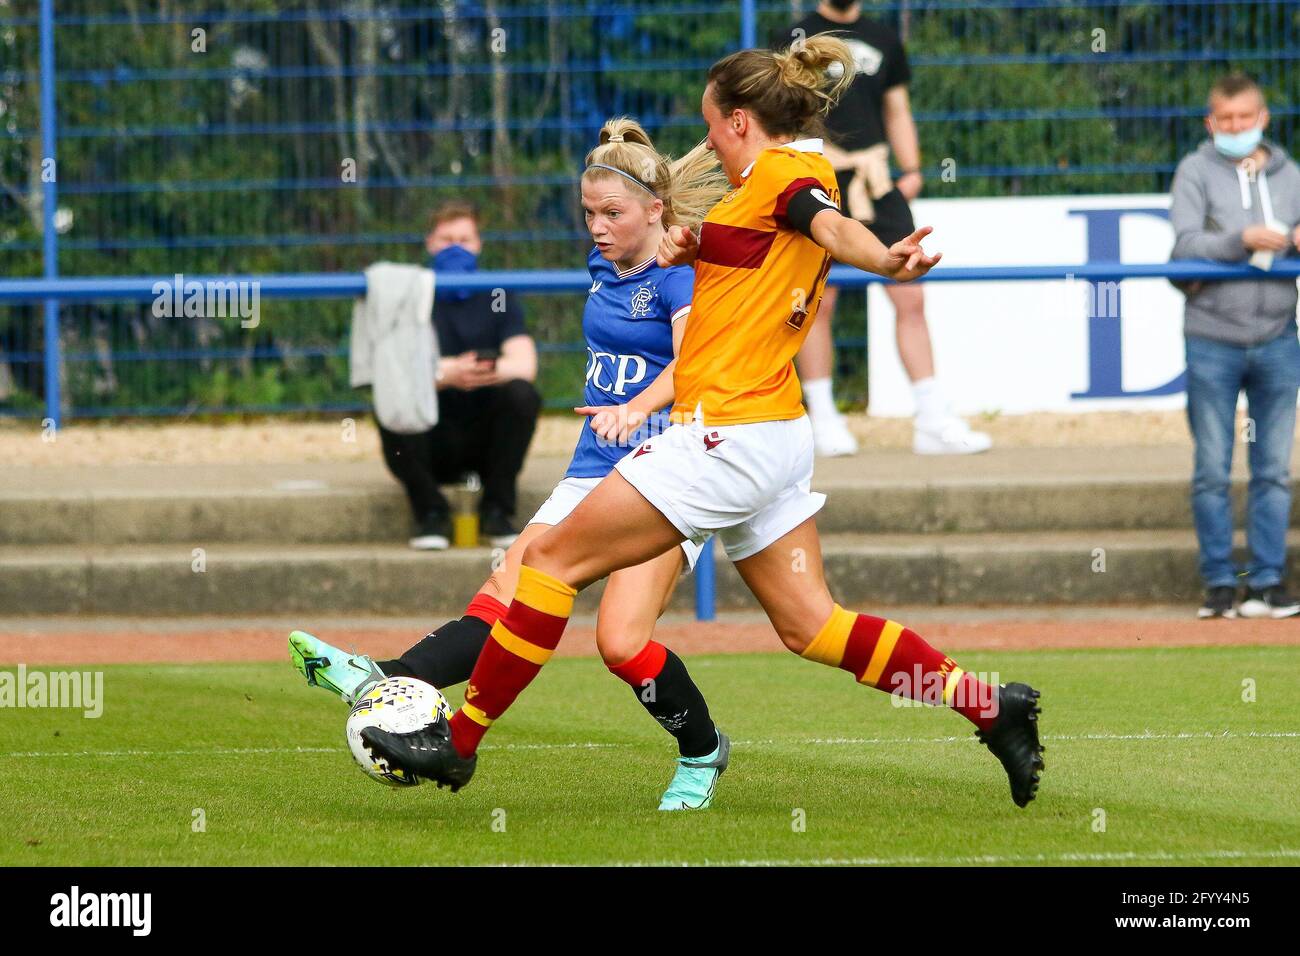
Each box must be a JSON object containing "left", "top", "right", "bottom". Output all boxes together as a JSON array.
[{"left": 1, "top": 1, "right": 1295, "bottom": 416}]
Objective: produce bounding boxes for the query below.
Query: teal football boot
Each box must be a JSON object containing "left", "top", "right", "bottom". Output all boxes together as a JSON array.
[
  {"left": 658, "top": 730, "right": 730, "bottom": 811},
  {"left": 288, "top": 630, "right": 386, "bottom": 706}
]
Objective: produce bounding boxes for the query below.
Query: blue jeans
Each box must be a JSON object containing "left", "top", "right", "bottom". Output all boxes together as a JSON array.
[{"left": 1185, "top": 327, "right": 1300, "bottom": 589}]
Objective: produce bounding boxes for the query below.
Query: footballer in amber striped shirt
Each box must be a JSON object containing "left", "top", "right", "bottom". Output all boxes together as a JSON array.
[
  {"left": 364, "top": 36, "right": 1046, "bottom": 812},
  {"left": 672, "top": 138, "right": 840, "bottom": 426}
]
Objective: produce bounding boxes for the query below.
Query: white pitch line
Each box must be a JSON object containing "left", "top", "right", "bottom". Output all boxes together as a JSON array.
[
  {"left": 779, "top": 730, "right": 1300, "bottom": 746},
  {"left": 0, "top": 746, "right": 340, "bottom": 758},
  {"left": 2, "top": 729, "right": 1296, "bottom": 760},
  {"left": 578, "top": 848, "right": 1300, "bottom": 868},
  {"left": 0, "top": 741, "right": 628, "bottom": 759}
]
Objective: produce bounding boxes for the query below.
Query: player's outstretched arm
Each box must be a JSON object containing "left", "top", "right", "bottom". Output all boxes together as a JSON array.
[{"left": 808, "top": 209, "right": 941, "bottom": 282}]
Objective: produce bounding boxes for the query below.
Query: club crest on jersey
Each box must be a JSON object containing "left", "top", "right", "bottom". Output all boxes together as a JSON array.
[{"left": 629, "top": 283, "right": 655, "bottom": 318}]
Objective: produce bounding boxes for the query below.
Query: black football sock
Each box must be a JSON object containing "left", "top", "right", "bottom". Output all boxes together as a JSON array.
[
  {"left": 376, "top": 615, "right": 492, "bottom": 690},
  {"left": 608, "top": 641, "right": 718, "bottom": 758},
  {"left": 376, "top": 659, "right": 418, "bottom": 679}
]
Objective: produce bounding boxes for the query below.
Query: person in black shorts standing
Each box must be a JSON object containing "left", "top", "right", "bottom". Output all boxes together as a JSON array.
[{"left": 772, "top": 1, "right": 992, "bottom": 456}]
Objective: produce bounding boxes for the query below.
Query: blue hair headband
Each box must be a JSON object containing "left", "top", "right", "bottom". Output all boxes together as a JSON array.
[{"left": 585, "top": 162, "right": 658, "bottom": 198}]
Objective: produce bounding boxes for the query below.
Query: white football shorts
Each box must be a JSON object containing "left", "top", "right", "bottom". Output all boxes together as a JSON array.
[
  {"left": 527, "top": 474, "right": 704, "bottom": 571},
  {"left": 613, "top": 413, "right": 826, "bottom": 562}
]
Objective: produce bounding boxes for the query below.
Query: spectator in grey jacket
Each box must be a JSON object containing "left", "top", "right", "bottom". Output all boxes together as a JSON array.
[{"left": 1170, "top": 72, "right": 1300, "bottom": 619}]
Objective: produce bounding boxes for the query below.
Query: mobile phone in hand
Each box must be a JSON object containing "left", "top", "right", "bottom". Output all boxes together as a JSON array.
[{"left": 474, "top": 348, "right": 500, "bottom": 366}]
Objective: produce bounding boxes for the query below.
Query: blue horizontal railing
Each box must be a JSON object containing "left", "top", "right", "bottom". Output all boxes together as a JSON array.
[
  {"left": 0, "top": 160, "right": 1232, "bottom": 202},
  {"left": 12, "top": 106, "right": 1297, "bottom": 146},
  {"left": 46, "top": 115, "right": 704, "bottom": 143},
  {"left": 0, "top": 0, "right": 1262, "bottom": 33},
  {"left": 0, "top": 232, "right": 594, "bottom": 254},
  {"left": 0, "top": 342, "right": 588, "bottom": 365},
  {"left": 0, "top": 0, "right": 1270, "bottom": 30},
  {"left": 8, "top": 47, "right": 1294, "bottom": 88},
  {"left": 39, "top": 2, "right": 731, "bottom": 28},
  {"left": 25, "top": 57, "right": 720, "bottom": 85},
  {"left": 3, "top": 260, "right": 1297, "bottom": 305}
]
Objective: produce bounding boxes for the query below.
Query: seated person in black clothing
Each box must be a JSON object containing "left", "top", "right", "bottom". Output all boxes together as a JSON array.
[{"left": 379, "top": 200, "right": 541, "bottom": 550}]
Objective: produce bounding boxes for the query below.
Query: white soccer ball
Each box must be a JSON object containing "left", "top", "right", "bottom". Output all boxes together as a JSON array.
[{"left": 345, "top": 676, "right": 453, "bottom": 787}]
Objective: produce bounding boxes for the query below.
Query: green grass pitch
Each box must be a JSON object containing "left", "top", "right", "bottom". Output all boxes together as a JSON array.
[{"left": 1, "top": 647, "right": 1297, "bottom": 866}]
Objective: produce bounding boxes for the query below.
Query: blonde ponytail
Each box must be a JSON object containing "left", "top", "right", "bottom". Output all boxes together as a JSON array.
[{"left": 777, "top": 34, "right": 857, "bottom": 115}]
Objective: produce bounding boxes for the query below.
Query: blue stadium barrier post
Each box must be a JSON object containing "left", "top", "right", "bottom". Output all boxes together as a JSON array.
[
  {"left": 740, "top": 0, "right": 756, "bottom": 48},
  {"left": 694, "top": 536, "right": 716, "bottom": 621},
  {"left": 39, "top": 0, "right": 61, "bottom": 430}
]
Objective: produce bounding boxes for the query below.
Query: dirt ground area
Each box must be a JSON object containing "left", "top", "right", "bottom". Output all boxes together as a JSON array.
[
  {"left": 0, "top": 610, "right": 1295, "bottom": 666},
  {"left": 0, "top": 408, "right": 1221, "bottom": 467}
]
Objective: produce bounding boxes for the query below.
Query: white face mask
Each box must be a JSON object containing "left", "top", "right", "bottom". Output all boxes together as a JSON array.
[{"left": 1211, "top": 120, "right": 1264, "bottom": 160}]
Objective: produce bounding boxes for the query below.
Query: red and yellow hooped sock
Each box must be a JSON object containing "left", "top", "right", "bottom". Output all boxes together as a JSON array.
[
  {"left": 449, "top": 564, "right": 577, "bottom": 757},
  {"left": 801, "top": 604, "right": 998, "bottom": 732}
]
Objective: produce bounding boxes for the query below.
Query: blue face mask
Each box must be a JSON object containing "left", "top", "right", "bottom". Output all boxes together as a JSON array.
[
  {"left": 1213, "top": 124, "right": 1263, "bottom": 160},
  {"left": 430, "top": 244, "right": 478, "bottom": 302}
]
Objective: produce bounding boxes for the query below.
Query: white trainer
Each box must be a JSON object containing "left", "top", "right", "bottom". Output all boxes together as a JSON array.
[
  {"left": 810, "top": 411, "right": 859, "bottom": 457},
  {"left": 913, "top": 416, "right": 993, "bottom": 455}
]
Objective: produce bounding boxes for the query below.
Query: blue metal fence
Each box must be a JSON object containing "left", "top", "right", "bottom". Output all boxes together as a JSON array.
[{"left": 2, "top": 1, "right": 1298, "bottom": 422}]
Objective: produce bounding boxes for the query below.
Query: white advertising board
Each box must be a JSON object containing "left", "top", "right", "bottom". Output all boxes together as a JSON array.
[{"left": 864, "top": 194, "right": 1298, "bottom": 416}]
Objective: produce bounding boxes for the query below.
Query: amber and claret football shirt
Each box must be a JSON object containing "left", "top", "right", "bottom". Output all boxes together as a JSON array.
[{"left": 672, "top": 138, "right": 842, "bottom": 426}]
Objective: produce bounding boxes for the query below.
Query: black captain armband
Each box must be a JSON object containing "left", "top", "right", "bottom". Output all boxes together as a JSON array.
[{"left": 783, "top": 185, "right": 842, "bottom": 239}]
